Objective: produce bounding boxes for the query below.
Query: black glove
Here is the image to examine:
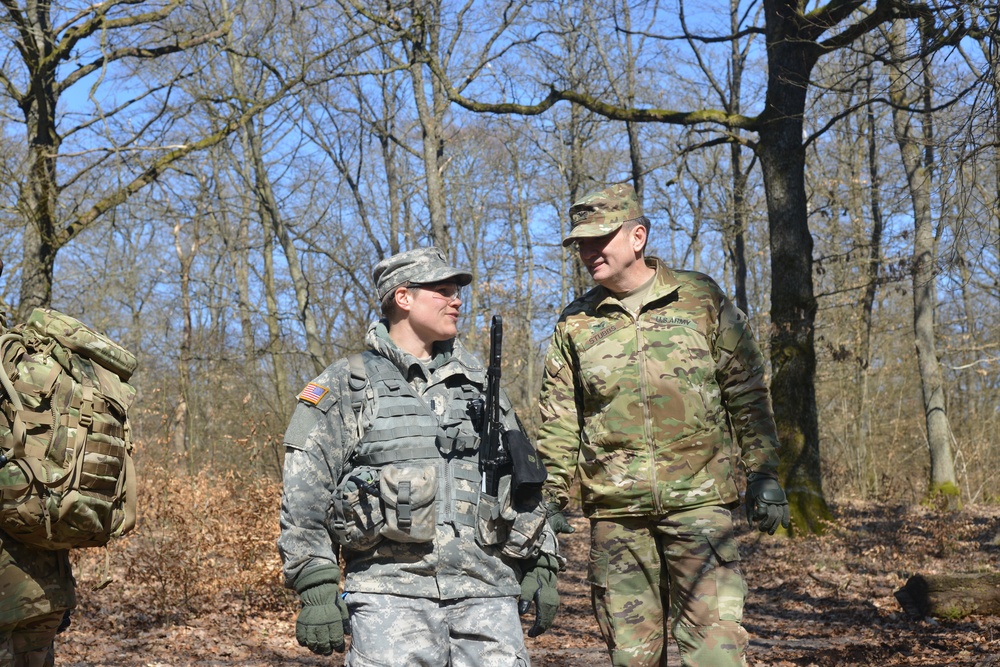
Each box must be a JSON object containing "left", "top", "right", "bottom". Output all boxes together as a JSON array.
[
  {"left": 745, "top": 472, "right": 790, "bottom": 535},
  {"left": 544, "top": 501, "right": 575, "bottom": 534},
  {"left": 518, "top": 553, "right": 560, "bottom": 637},
  {"left": 294, "top": 567, "right": 350, "bottom": 655}
]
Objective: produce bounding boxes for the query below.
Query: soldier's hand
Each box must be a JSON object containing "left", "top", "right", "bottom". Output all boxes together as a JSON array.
[
  {"left": 545, "top": 502, "right": 576, "bottom": 534},
  {"left": 295, "top": 583, "right": 350, "bottom": 655},
  {"left": 518, "top": 553, "right": 560, "bottom": 637},
  {"left": 745, "top": 472, "right": 791, "bottom": 535}
]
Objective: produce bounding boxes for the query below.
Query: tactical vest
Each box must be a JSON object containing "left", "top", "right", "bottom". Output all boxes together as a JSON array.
[{"left": 350, "top": 352, "right": 482, "bottom": 532}]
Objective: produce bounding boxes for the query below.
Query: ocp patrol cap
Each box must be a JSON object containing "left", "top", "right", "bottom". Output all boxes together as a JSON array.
[{"left": 563, "top": 183, "right": 644, "bottom": 247}]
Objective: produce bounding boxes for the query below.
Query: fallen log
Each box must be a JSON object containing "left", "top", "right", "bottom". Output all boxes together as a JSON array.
[{"left": 895, "top": 573, "right": 1000, "bottom": 619}]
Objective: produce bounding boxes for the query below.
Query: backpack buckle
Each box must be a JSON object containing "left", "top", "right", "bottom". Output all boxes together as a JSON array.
[{"left": 79, "top": 387, "right": 94, "bottom": 428}]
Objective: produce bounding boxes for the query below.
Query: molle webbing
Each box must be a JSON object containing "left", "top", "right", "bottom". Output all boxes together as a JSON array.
[
  {"left": 442, "top": 383, "right": 481, "bottom": 452},
  {"left": 351, "top": 353, "right": 480, "bottom": 529},
  {"left": 354, "top": 446, "right": 441, "bottom": 466},
  {"left": 360, "top": 356, "right": 440, "bottom": 445}
]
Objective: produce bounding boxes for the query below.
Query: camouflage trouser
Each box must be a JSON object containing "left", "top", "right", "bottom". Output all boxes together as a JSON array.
[
  {"left": 0, "top": 612, "right": 62, "bottom": 667},
  {"left": 0, "top": 538, "right": 75, "bottom": 667},
  {"left": 588, "top": 506, "right": 748, "bottom": 667},
  {"left": 344, "top": 593, "right": 530, "bottom": 667}
]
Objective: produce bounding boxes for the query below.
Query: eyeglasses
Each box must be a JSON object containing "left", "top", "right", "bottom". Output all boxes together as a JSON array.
[{"left": 410, "top": 283, "right": 464, "bottom": 303}]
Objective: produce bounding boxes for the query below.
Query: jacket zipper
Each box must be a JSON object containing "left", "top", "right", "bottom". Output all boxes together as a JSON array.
[{"left": 634, "top": 313, "right": 663, "bottom": 515}]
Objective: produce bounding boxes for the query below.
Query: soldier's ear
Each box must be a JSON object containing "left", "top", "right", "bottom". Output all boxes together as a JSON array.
[
  {"left": 394, "top": 286, "right": 414, "bottom": 313},
  {"left": 629, "top": 223, "right": 647, "bottom": 254}
]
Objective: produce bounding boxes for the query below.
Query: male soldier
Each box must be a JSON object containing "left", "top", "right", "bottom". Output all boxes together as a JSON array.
[
  {"left": 537, "top": 183, "right": 790, "bottom": 667},
  {"left": 278, "top": 247, "right": 560, "bottom": 666},
  {"left": 0, "top": 539, "right": 74, "bottom": 667}
]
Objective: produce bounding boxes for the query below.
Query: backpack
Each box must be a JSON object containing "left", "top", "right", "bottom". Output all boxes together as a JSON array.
[{"left": 0, "top": 308, "right": 138, "bottom": 550}]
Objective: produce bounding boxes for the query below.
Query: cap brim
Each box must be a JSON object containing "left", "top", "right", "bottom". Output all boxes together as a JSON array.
[
  {"left": 562, "top": 221, "right": 625, "bottom": 247},
  {"left": 410, "top": 268, "right": 473, "bottom": 287}
]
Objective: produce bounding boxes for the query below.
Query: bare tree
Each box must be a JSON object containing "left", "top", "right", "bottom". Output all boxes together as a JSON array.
[
  {"left": 886, "top": 18, "right": 965, "bottom": 507},
  {"left": 333, "top": 0, "right": 538, "bottom": 251},
  {"left": 0, "top": 1, "right": 229, "bottom": 317},
  {"left": 427, "top": 0, "right": 989, "bottom": 533}
]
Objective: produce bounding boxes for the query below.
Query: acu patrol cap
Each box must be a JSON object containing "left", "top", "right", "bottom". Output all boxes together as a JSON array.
[
  {"left": 563, "top": 183, "right": 644, "bottom": 247},
  {"left": 373, "top": 246, "right": 473, "bottom": 301}
]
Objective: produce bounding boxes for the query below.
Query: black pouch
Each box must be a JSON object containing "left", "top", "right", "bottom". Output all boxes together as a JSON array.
[{"left": 504, "top": 430, "right": 547, "bottom": 501}]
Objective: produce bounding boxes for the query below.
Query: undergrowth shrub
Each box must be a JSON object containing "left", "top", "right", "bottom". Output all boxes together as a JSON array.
[{"left": 71, "top": 463, "right": 294, "bottom": 625}]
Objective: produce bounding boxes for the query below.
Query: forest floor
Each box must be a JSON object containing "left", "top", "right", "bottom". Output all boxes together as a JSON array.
[{"left": 56, "top": 471, "right": 1000, "bottom": 666}]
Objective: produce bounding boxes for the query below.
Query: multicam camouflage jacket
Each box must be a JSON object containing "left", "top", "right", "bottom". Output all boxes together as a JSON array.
[
  {"left": 278, "top": 321, "right": 553, "bottom": 600},
  {"left": 538, "top": 258, "right": 781, "bottom": 519}
]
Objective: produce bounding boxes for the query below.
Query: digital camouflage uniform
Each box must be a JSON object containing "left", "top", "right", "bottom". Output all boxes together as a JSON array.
[
  {"left": 0, "top": 536, "right": 75, "bottom": 667},
  {"left": 279, "top": 319, "right": 555, "bottom": 667},
  {"left": 538, "top": 255, "right": 781, "bottom": 667}
]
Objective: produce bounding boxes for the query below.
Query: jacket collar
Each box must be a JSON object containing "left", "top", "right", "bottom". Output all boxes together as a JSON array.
[
  {"left": 592, "top": 257, "right": 680, "bottom": 314},
  {"left": 365, "top": 320, "right": 484, "bottom": 385}
]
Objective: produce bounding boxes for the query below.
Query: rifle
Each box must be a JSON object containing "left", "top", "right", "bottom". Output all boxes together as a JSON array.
[{"left": 476, "top": 315, "right": 547, "bottom": 500}]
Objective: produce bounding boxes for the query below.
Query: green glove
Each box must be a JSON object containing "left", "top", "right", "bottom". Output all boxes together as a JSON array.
[
  {"left": 545, "top": 501, "right": 575, "bottom": 534},
  {"left": 295, "top": 568, "right": 350, "bottom": 655},
  {"left": 745, "top": 472, "right": 791, "bottom": 535},
  {"left": 518, "top": 553, "right": 560, "bottom": 638}
]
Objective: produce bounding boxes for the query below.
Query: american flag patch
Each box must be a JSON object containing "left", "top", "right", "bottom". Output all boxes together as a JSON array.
[{"left": 298, "top": 382, "right": 329, "bottom": 405}]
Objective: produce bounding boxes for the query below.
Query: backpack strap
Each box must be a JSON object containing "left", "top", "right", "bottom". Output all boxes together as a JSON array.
[
  {"left": 348, "top": 352, "right": 368, "bottom": 418},
  {"left": 342, "top": 352, "right": 369, "bottom": 464}
]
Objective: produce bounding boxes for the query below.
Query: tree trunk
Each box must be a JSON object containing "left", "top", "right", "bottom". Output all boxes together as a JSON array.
[
  {"left": 728, "top": 146, "right": 750, "bottom": 315},
  {"left": 854, "top": 65, "right": 885, "bottom": 497},
  {"left": 6, "top": 1, "right": 237, "bottom": 316},
  {"left": 887, "top": 20, "right": 960, "bottom": 507},
  {"left": 260, "top": 207, "right": 291, "bottom": 421},
  {"left": 246, "top": 117, "right": 327, "bottom": 375},
  {"left": 171, "top": 220, "right": 197, "bottom": 473},
  {"left": 727, "top": 0, "right": 749, "bottom": 314},
  {"left": 409, "top": 0, "right": 449, "bottom": 249},
  {"left": 895, "top": 573, "right": 1000, "bottom": 619},
  {"left": 758, "top": 0, "right": 831, "bottom": 533},
  {"left": 17, "top": 59, "right": 60, "bottom": 319},
  {"left": 378, "top": 81, "right": 403, "bottom": 257},
  {"left": 566, "top": 105, "right": 592, "bottom": 300},
  {"left": 169, "top": 399, "right": 189, "bottom": 473}
]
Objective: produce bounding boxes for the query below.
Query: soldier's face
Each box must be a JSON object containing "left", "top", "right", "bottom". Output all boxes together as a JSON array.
[
  {"left": 406, "top": 281, "right": 463, "bottom": 342},
  {"left": 576, "top": 225, "right": 643, "bottom": 287}
]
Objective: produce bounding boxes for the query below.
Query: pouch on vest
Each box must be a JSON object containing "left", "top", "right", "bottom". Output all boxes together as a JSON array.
[
  {"left": 475, "top": 475, "right": 510, "bottom": 548},
  {"left": 379, "top": 463, "right": 437, "bottom": 543},
  {"left": 328, "top": 466, "right": 385, "bottom": 552},
  {"left": 499, "top": 489, "right": 547, "bottom": 559},
  {"left": 476, "top": 474, "right": 547, "bottom": 558}
]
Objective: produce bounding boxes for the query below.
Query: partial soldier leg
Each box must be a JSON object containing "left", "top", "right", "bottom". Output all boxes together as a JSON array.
[
  {"left": 589, "top": 518, "right": 669, "bottom": 667},
  {"left": 344, "top": 593, "right": 448, "bottom": 666},
  {"left": 447, "top": 596, "right": 529, "bottom": 667},
  {"left": 346, "top": 593, "right": 529, "bottom": 667},
  {"left": 0, "top": 610, "right": 63, "bottom": 667},
  {"left": 0, "top": 542, "right": 74, "bottom": 667},
  {"left": 657, "top": 505, "right": 749, "bottom": 667}
]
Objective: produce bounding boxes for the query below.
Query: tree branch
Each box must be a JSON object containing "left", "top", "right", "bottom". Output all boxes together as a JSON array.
[
  {"left": 58, "top": 22, "right": 231, "bottom": 93},
  {"left": 426, "top": 52, "right": 758, "bottom": 130}
]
